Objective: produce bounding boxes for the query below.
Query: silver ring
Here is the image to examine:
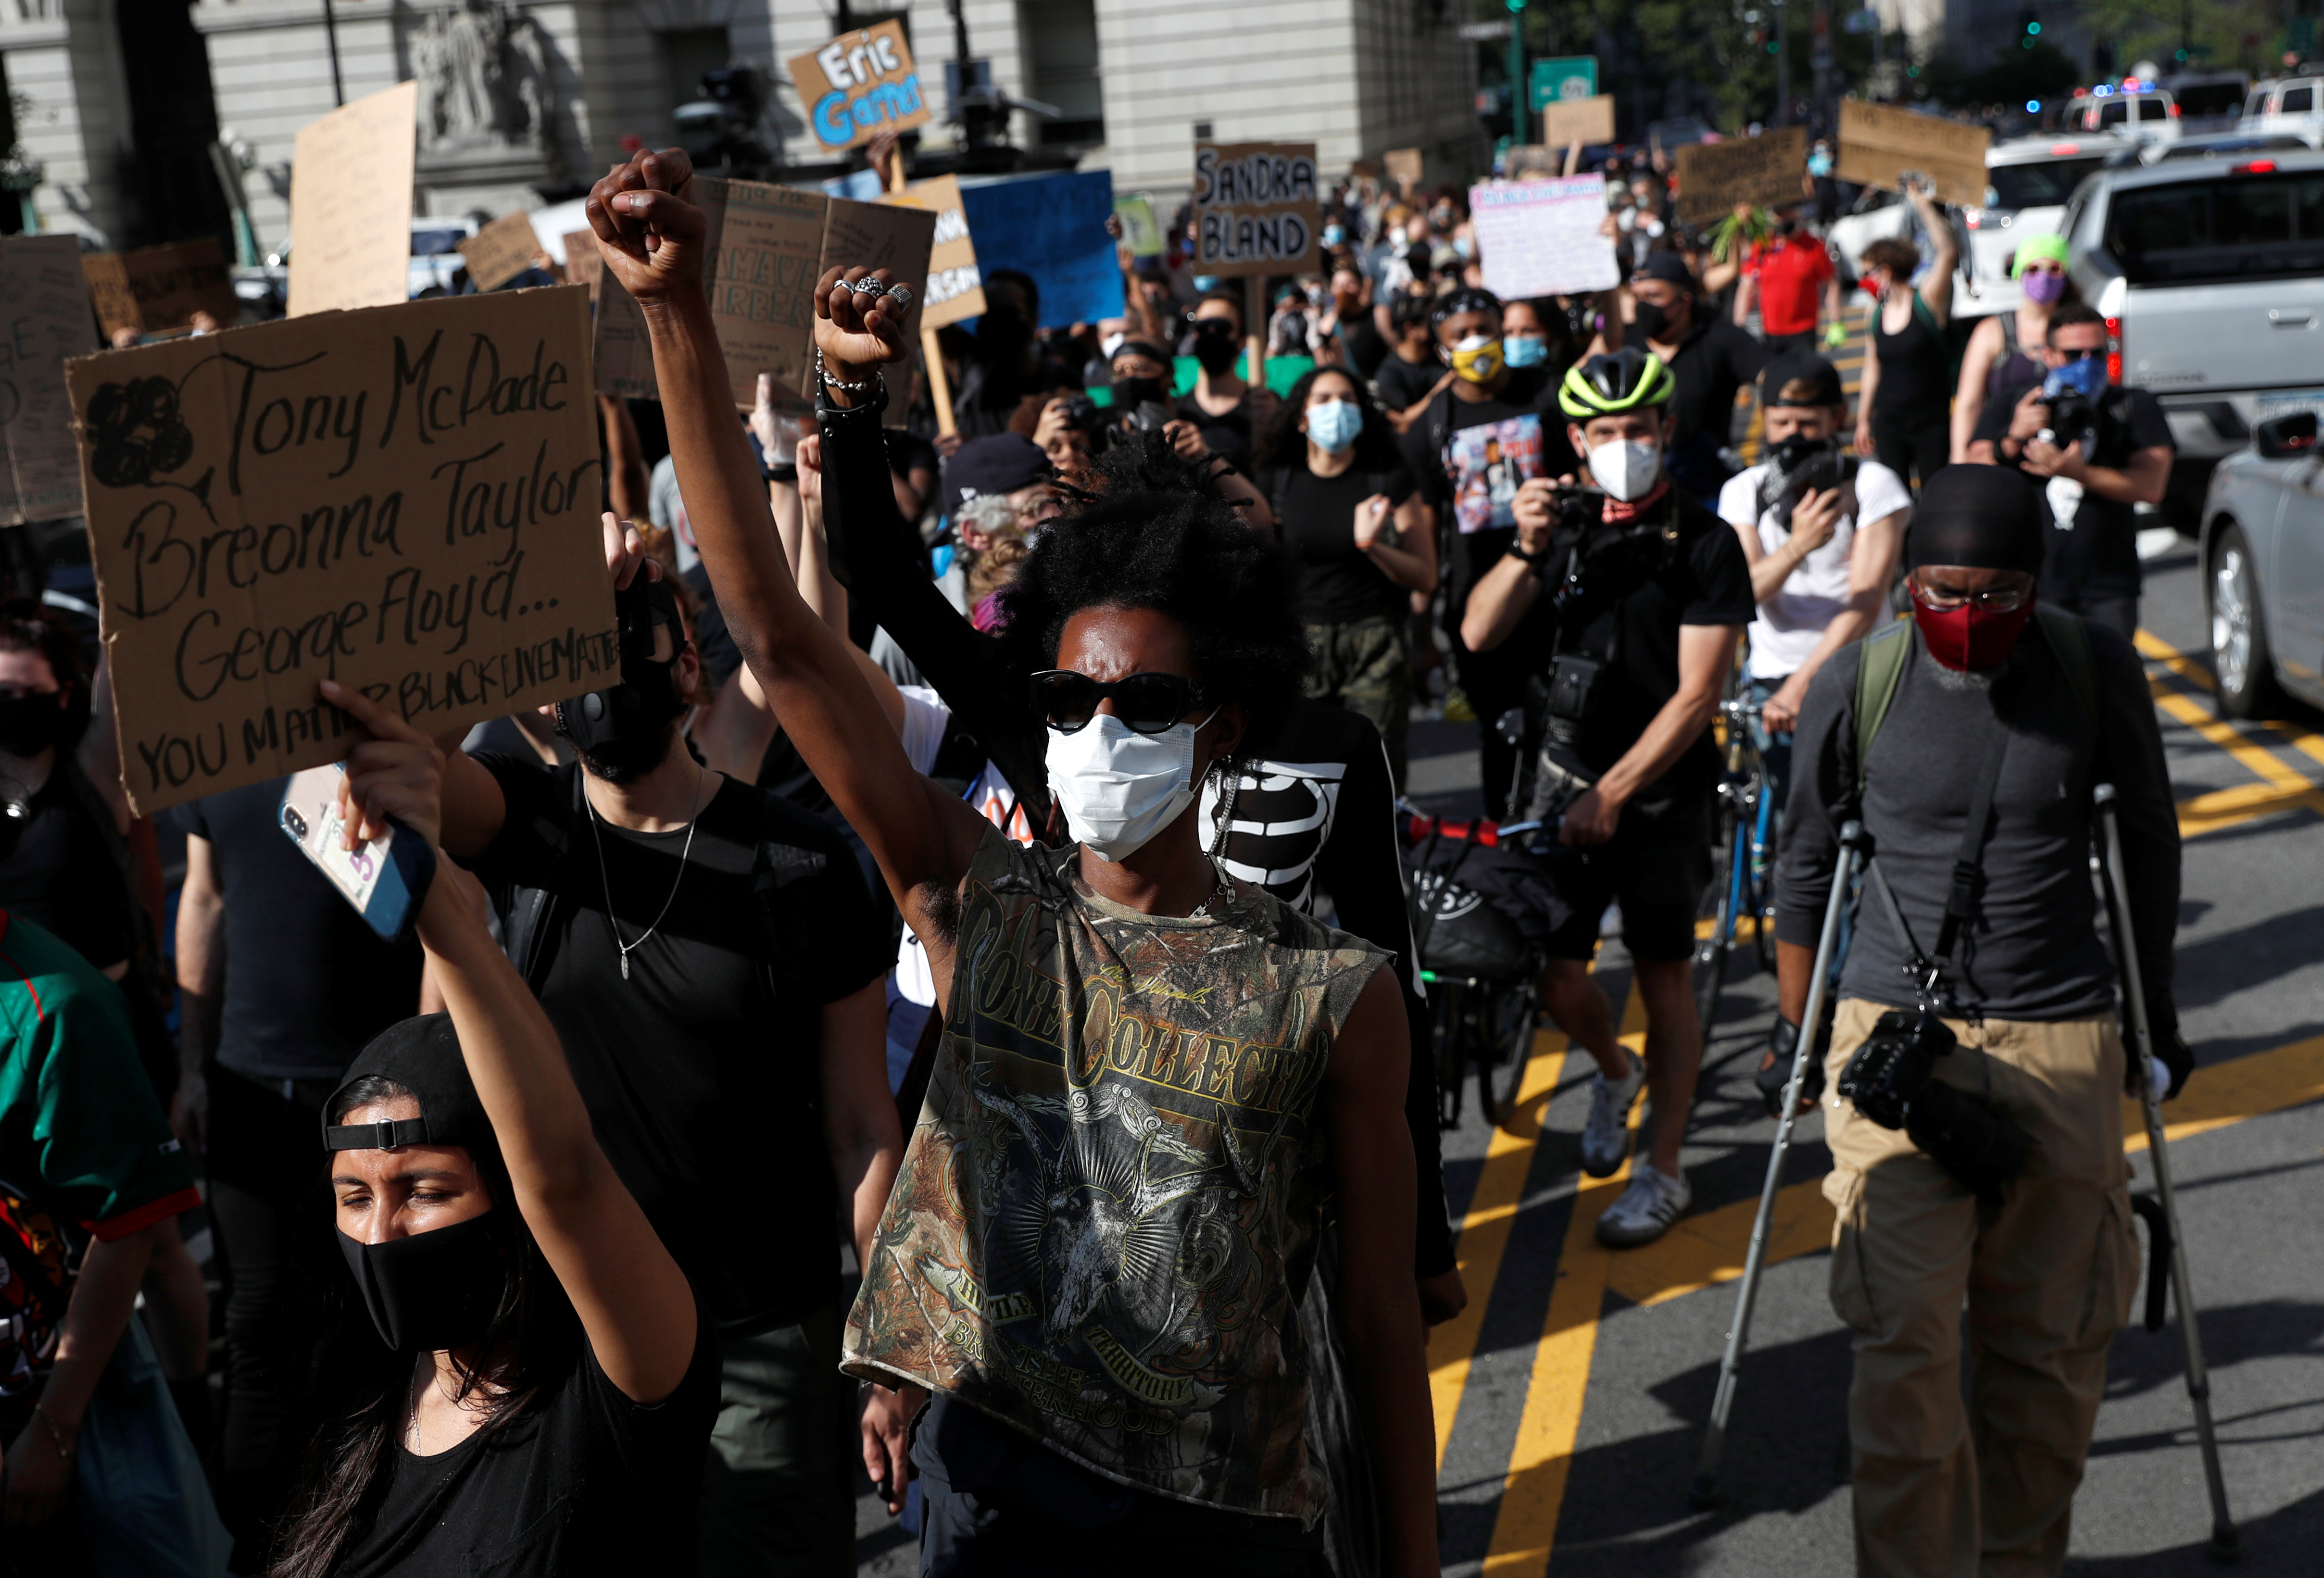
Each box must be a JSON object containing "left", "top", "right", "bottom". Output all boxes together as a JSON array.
[
  {"left": 884, "top": 284, "right": 914, "bottom": 311},
  {"left": 847, "top": 277, "right": 887, "bottom": 297}
]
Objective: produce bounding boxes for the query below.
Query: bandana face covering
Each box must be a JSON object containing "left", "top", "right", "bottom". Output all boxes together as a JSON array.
[
  {"left": 338, "top": 1211, "right": 504, "bottom": 1352},
  {"left": 1044, "top": 710, "right": 1215, "bottom": 862},
  {"left": 1910, "top": 591, "right": 2035, "bottom": 671}
]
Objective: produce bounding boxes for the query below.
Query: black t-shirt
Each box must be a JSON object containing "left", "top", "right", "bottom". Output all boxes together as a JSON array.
[
  {"left": 1373, "top": 350, "right": 1441, "bottom": 415},
  {"left": 1398, "top": 365, "right": 1584, "bottom": 618},
  {"left": 1275, "top": 461, "right": 1417, "bottom": 624},
  {"left": 1174, "top": 392, "right": 1262, "bottom": 474},
  {"left": 1336, "top": 316, "right": 1390, "bottom": 381},
  {"left": 167, "top": 780, "right": 425, "bottom": 1081},
  {"left": 1545, "top": 490, "right": 1756, "bottom": 792},
  {"left": 1661, "top": 315, "right": 1768, "bottom": 492},
  {"left": 1971, "top": 385, "right": 2174, "bottom": 599},
  {"left": 0, "top": 767, "right": 133, "bottom": 976},
  {"left": 337, "top": 1310, "right": 721, "bottom": 1577},
  {"left": 472, "top": 757, "right": 891, "bottom": 1328}
]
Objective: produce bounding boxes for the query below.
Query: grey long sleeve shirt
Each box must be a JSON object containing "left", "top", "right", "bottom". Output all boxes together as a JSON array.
[{"left": 1774, "top": 615, "right": 2178, "bottom": 1020}]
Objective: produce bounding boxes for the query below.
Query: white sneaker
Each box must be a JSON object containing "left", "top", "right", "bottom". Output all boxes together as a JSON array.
[
  {"left": 1580, "top": 1052, "right": 1646, "bottom": 1178},
  {"left": 1595, "top": 1164, "right": 1693, "bottom": 1248}
]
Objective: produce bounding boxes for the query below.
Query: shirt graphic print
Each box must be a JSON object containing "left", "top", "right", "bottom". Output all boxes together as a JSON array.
[
  {"left": 1445, "top": 414, "right": 1544, "bottom": 533},
  {"left": 842, "top": 830, "right": 1386, "bottom": 1521}
]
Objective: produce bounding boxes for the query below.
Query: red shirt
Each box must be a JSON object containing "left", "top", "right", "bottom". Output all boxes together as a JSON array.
[{"left": 1747, "top": 235, "right": 1835, "bottom": 336}]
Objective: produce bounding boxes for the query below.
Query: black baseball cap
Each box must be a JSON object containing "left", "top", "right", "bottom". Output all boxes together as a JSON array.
[
  {"left": 324, "top": 1014, "right": 493, "bottom": 1155},
  {"left": 1759, "top": 352, "right": 1845, "bottom": 410},
  {"left": 1109, "top": 337, "right": 1171, "bottom": 369},
  {"left": 941, "top": 433, "right": 1051, "bottom": 519},
  {"left": 1632, "top": 252, "right": 1698, "bottom": 290}
]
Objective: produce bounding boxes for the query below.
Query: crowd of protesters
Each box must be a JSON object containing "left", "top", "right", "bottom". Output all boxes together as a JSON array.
[{"left": 0, "top": 107, "right": 2190, "bottom": 1578}]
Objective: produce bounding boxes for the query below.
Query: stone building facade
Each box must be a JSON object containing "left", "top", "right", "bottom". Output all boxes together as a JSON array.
[{"left": 0, "top": 0, "right": 1479, "bottom": 253}]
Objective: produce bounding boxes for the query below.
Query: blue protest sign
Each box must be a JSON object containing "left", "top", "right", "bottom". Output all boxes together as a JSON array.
[{"left": 956, "top": 170, "right": 1123, "bottom": 326}]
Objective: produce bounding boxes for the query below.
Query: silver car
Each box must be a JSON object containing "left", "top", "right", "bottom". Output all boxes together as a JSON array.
[{"left": 2199, "top": 409, "right": 2324, "bottom": 716}]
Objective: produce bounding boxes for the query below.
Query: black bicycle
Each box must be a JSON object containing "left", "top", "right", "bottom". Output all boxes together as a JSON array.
[
  {"left": 1692, "top": 696, "right": 1779, "bottom": 1052},
  {"left": 1404, "top": 805, "right": 1544, "bottom": 1128}
]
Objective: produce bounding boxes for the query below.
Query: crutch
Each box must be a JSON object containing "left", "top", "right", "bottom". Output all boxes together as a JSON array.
[
  {"left": 1690, "top": 819, "right": 1867, "bottom": 1508},
  {"left": 2093, "top": 783, "right": 2241, "bottom": 1562}
]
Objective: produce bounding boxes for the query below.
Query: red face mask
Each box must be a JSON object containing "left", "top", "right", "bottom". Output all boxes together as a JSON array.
[{"left": 1911, "top": 590, "right": 2035, "bottom": 671}]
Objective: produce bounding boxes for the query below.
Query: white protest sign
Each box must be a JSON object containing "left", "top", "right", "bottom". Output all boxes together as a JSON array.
[{"left": 1470, "top": 177, "right": 1620, "bottom": 300}]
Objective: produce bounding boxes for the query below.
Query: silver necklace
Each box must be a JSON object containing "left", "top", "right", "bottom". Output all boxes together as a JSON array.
[
  {"left": 584, "top": 766, "right": 708, "bottom": 980},
  {"left": 1191, "top": 762, "right": 1240, "bottom": 920}
]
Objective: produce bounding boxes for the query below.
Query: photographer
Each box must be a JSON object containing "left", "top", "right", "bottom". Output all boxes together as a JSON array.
[
  {"left": 1720, "top": 354, "right": 1911, "bottom": 794},
  {"left": 1772, "top": 465, "right": 2182, "bottom": 1577},
  {"left": 1966, "top": 303, "right": 2173, "bottom": 639},
  {"left": 1460, "top": 349, "right": 1752, "bottom": 1247}
]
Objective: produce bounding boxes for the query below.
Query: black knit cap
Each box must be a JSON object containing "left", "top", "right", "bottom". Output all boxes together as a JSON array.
[
  {"left": 1906, "top": 464, "right": 2046, "bottom": 576},
  {"left": 322, "top": 1014, "right": 494, "bottom": 1155}
]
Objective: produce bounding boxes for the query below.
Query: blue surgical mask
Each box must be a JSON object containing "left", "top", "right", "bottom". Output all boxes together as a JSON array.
[
  {"left": 1192, "top": 275, "right": 1219, "bottom": 292},
  {"left": 1323, "top": 224, "right": 1346, "bottom": 247},
  {"left": 1503, "top": 333, "right": 1550, "bottom": 369},
  {"left": 1306, "top": 399, "right": 1364, "bottom": 453},
  {"left": 1808, "top": 150, "right": 1834, "bottom": 177}
]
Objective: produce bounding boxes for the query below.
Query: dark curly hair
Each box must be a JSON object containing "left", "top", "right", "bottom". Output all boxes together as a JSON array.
[{"left": 992, "top": 433, "right": 1309, "bottom": 758}]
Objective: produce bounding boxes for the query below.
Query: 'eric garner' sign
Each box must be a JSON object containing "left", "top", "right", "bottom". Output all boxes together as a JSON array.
[
  {"left": 0, "top": 238, "right": 97, "bottom": 525},
  {"left": 289, "top": 80, "right": 419, "bottom": 318},
  {"left": 68, "top": 287, "right": 616, "bottom": 813},
  {"left": 1470, "top": 177, "right": 1620, "bottom": 300},
  {"left": 1192, "top": 143, "right": 1319, "bottom": 278},
  {"left": 1674, "top": 126, "right": 1808, "bottom": 224},
  {"left": 787, "top": 22, "right": 931, "bottom": 153},
  {"left": 458, "top": 212, "right": 545, "bottom": 293},
  {"left": 1837, "top": 100, "right": 1992, "bottom": 210},
  {"left": 880, "top": 175, "right": 984, "bottom": 328}
]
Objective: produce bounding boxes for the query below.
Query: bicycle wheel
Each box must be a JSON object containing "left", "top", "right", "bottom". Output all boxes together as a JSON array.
[
  {"left": 1752, "top": 793, "right": 1781, "bottom": 975},
  {"left": 1693, "top": 801, "right": 1743, "bottom": 1041},
  {"left": 1487, "top": 977, "right": 1541, "bottom": 1122},
  {"left": 1432, "top": 977, "right": 1468, "bottom": 1129}
]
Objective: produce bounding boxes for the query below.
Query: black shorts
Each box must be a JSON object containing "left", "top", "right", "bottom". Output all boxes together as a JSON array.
[{"left": 1451, "top": 788, "right": 1713, "bottom": 963}]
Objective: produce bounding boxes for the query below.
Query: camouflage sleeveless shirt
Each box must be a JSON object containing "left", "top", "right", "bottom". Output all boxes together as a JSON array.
[{"left": 842, "top": 828, "right": 1389, "bottom": 1521}]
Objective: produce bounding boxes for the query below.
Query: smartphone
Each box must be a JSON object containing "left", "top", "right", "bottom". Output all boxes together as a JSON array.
[{"left": 278, "top": 765, "right": 438, "bottom": 943}]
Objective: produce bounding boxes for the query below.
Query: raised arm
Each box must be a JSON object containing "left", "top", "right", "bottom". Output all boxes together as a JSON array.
[
  {"left": 585, "top": 149, "right": 988, "bottom": 941},
  {"left": 331, "top": 685, "right": 697, "bottom": 1404}
]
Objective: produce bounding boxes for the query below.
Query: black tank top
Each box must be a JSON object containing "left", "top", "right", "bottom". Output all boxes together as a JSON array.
[{"left": 1871, "top": 294, "right": 1949, "bottom": 423}]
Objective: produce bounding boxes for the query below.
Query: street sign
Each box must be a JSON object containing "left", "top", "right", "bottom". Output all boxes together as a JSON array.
[
  {"left": 1530, "top": 55, "right": 1597, "bottom": 111},
  {"left": 1457, "top": 21, "right": 1507, "bottom": 41}
]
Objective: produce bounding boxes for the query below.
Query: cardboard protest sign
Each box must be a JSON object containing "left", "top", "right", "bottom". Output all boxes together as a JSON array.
[
  {"left": 1470, "top": 177, "right": 1620, "bottom": 299},
  {"left": 1837, "top": 100, "right": 1992, "bottom": 209},
  {"left": 0, "top": 238, "right": 96, "bottom": 524},
  {"left": 83, "top": 239, "right": 239, "bottom": 339},
  {"left": 880, "top": 176, "right": 984, "bottom": 328},
  {"left": 956, "top": 171, "right": 1124, "bottom": 326},
  {"left": 1112, "top": 195, "right": 1163, "bottom": 257},
  {"left": 787, "top": 22, "right": 931, "bottom": 154},
  {"left": 1192, "top": 143, "right": 1319, "bottom": 278},
  {"left": 562, "top": 229, "right": 660, "bottom": 402},
  {"left": 458, "top": 212, "right": 544, "bottom": 293},
  {"left": 1385, "top": 148, "right": 1423, "bottom": 188},
  {"left": 69, "top": 286, "right": 614, "bottom": 814},
  {"left": 1538, "top": 94, "right": 1615, "bottom": 150},
  {"left": 1674, "top": 126, "right": 1808, "bottom": 224},
  {"left": 288, "top": 80, "right": 418, "bottom": 317}
]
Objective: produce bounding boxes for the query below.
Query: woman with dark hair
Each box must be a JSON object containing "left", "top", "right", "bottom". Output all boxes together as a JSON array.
[
  {"left": 1851, "top": 180, "right": 1957, "bottom": 489},
  {"left": 1259, "top": 366, "right": 1435, "bottom": 787},
  {"left": 587, "top": 147, "right": 1440, "bottom": 1577},
  {"left": 267, "top": 705, "right": 716, "bottom": 1577}
]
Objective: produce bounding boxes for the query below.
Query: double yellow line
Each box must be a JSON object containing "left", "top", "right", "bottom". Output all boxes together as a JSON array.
[{"left": 2138, "top": 631, "right": 2324, "bottom": 838}]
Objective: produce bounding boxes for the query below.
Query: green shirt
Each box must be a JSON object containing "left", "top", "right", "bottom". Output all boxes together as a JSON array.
[{"left": 0, "top": 912, "right": 197, "bottom": 1239}]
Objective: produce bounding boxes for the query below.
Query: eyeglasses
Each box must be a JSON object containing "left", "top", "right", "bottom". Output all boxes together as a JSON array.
[
  {"left": 2051, "top": 346, "right": 2104, "bottom": 362},
  {"left": 1910, "top": 575, "right": 2034, "bottom": 613},
  {"left": 1030, "top": 670, "right": 1206, "bottom": 734}
]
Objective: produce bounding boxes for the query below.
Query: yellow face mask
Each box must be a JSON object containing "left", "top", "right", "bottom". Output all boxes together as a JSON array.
[{"left": 1449, "top": 335, "right": 1505, "bottom": 384}]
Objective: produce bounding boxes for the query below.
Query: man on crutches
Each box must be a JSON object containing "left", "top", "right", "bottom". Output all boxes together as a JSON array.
[{"left": 1758, "top": 466, "right": 2187, "bottom": 1577}]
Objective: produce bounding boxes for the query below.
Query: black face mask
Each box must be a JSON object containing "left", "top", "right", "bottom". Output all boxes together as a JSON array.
[
  {"left": 1632, "top": 299, "right": 1678, "bottom": 343},
  {"left": 0, "top": 691, "right": 63, "bottom": 758},
  {"left": 338, "top": 1211, "right": 505, "bottom": 1352},
  {"left": 1112, "top": 374, "right": 1168, "bottom": 412},
  {"left": 1767, "top": 432, "right": 1832, "bottom": 476},
  {"left": 1192, "top": 323, "right": 1241, "bottom": 375},
  {"left": 555, "top": 576, "right": 687, "bottom": 783}
]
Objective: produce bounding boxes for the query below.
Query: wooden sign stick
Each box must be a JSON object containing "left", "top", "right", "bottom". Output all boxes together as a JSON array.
[
  {"left": 884, "top": 147, "right": 958, "bottom": 438},
  {"left": 1244, "top": 275, "right": 1266, "bottom": 391}
]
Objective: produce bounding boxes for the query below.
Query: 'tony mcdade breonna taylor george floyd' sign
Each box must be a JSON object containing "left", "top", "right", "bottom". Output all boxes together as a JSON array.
[
  {"left": 1191, "top": 143, "right": 1319, "bottom": 277},
  {"left": 68, "top": 287, "right": 617, "bottom": 814}
]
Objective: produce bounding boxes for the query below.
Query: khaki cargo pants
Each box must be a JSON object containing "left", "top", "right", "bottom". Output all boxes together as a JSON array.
[
  {"left": 1821, "top": 999, "right": 2143, "bottom": 1578},
  {"left": 1304, "top": 614, "right": 1411, "bottom": 789}
]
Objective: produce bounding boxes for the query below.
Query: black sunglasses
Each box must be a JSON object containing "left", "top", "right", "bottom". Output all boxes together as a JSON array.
[
  {"left": 2052, "top": 346, "right": 2103, "bottom": 361},
  {"left": 1031, "top": 670, "right": 1205, "bottom": 735}
]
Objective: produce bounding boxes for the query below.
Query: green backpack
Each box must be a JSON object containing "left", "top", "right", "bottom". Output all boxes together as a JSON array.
[{"left": 1852, "top": 604, "right": 2097, "bottom": 795}]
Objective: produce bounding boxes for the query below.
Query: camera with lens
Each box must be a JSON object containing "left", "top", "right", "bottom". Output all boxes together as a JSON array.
[
  {"left": 2037, "top": 360, "right": 2105, "bottom": 450},
  {"left": 1059, "top": 392, "right": 1109, "bottom": 443},
  {"left": 1838, "top": 1008, "right": 2034, "bottom": 1202},
  {"left": 1759, "top": 434, "right": 1858, "bottom": 531}
]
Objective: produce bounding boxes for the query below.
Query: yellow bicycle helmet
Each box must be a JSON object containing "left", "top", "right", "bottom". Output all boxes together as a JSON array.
[{"left": 1558, "top": 348, "right": 1675, "bottom": 420}]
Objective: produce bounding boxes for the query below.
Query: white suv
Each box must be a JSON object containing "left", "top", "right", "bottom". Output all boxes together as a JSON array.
[
  {"left": 2060, "top": 149, "right": 2324, "bottom": 527},
  {"left": 2242, "top": 74, "right": 2324, "bottom": 147},
  {"left": 2074, "top": 84, "right": 2183, "bottom": 147}
]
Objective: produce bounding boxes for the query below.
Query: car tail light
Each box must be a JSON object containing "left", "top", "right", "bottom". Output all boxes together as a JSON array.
[
  {"left": 2168, "top": 103, "right": 2181, "bottom": 117},
  {"left": 2105, "top": 314, "right": 2123, "bottom": 384},
  {"left": 2233, "top": 160, "right": 2278, "bottom": 174},
  {"left": 2049, "top": 142, "right": 2081, "bottom": 155}
]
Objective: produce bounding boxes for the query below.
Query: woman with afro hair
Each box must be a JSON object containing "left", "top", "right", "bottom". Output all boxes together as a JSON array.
[{"left": 588, "top": 147, "right": 1441, "bottom": 1577}]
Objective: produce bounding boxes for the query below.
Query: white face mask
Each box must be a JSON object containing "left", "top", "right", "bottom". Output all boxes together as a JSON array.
[
  {"left": 1587, "top": 439, "right": 1662, "bottom": 502},
  {"left": 1043, "top": 709, "right": 1217, "bottom": 863}
]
